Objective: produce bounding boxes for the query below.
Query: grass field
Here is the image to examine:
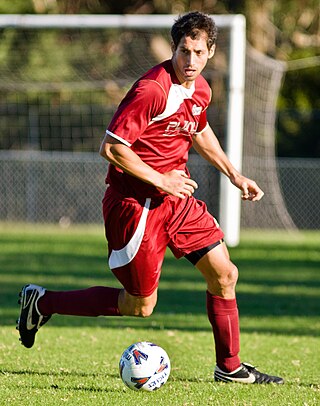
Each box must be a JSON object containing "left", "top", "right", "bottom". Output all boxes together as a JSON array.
[{"left": 0, "top": 224, "right": 320, "bottom": 405}]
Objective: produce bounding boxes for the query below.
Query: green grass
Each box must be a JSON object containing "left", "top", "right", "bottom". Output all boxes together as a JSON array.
[{"left": 0, "top": 224, "right": 320, "bottom": 405}]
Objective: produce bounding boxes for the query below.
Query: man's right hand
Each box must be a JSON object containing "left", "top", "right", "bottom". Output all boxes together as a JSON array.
[{"left": 157, "top": 170, "right": 198, "bottom": 199}]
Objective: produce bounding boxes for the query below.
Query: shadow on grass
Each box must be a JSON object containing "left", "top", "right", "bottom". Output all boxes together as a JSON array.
[
  {"left": 1, "top": 234, "right": 320, "bottom": 337},
  {"left": 1, "top": 369, "right": 210, "bottom": 383},
  {"left": 1, "top": 368, "right": 218, "bottom": 394},
  {"left": 0, "top": 368, "right": 118, "bottom": 378},
  {"left": 3, "top": 368, "right": 320, "bottom": 388}
]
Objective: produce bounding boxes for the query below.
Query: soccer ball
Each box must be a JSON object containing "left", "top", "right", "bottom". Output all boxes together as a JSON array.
[{"left": 119, "top": 341, "right": 171, "bottom": 391}]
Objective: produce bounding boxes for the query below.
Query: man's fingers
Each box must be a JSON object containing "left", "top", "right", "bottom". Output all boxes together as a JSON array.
[
  {"left": 160, "top": 170, "right": 198, "bottom": 198},
  {"left": 230, "top": 175, "right": 264, "bottom": 202},
  {"left": 183, "top": 183, "right": 196, "bottom": 196},
  {"left": 185, "top": 178, "right": 198, "bottom": 191},
  {"left": 241, "top": 184, "right": 264, "bottom": 201},
  {"left": 176, "top": 170, "right": 198, "bottom": 190},
  {"left": 251, "top": 190, "right": 264, "bottom": 201},
  {"left": 241, "top": 182, "right": 249, "bottom": 200}
]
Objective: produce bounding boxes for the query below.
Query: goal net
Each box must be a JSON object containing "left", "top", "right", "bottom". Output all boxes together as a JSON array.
[
  {"left": 241, "top": 46, "right": 296, "bottom": 230},
  {"left": 0, "top": 14, "right": 295, "bottom": 243}
]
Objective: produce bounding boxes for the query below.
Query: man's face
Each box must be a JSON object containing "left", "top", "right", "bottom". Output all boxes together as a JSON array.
[{"left": 171, "top": 32, "right": 215, "bottom": 88}]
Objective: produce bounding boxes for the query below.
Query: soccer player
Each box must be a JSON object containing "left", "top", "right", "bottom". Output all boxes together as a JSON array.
[{"left": 17, "top": 11, "right": 283, "bottom": 384}]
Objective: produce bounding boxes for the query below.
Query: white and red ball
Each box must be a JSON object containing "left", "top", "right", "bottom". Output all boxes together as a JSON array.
[{"left": 119, "top": 341, "right": 170, "bottom": 391}]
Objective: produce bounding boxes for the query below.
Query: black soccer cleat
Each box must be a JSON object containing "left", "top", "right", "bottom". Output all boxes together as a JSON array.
[
  {"left": 17, "top": 284, "right": 51, "bottom": 349},
  {"left": 214, "top": 362, "right": 284, "bottom": 384}
]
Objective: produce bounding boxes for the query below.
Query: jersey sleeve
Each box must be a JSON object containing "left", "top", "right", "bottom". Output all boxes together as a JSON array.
[
  {"left": 194, "top": 80, "right": 211, "bottom": 135},
  {"left": 106, "top": 79, "right": 167, "bottom": 146},
  {"left": 195, "top": 108, "right": 209, "bottom": 134}
]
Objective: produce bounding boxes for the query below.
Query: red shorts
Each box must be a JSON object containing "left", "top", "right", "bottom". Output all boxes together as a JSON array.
[{"left": 102, "top": 187, "right": 224, "bottom": 296}]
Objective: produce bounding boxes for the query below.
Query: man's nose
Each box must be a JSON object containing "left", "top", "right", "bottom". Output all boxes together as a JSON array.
[{"left": 186, "top": 52, "right": 195, "bottom": 65}]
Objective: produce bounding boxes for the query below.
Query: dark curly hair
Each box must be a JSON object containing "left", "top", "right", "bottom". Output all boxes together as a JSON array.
[{"left": 171, "top": 11, "right": 218, "bottom": 50}]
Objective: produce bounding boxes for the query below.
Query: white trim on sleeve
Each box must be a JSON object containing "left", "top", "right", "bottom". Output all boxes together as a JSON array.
[
  {"left": 106, "top": 130, "right": 132, "bottom": 147},
  {"left": 194, "top": 122, "right": 209, "bottom": 135}
]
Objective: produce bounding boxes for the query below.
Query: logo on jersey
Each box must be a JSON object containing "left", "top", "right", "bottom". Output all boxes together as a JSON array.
[
  {"left": 164, "top": 120, "right": 197, "bottom": 137},
  {"left": 192, "top": 104, "right": 202, "bottom": 116}
]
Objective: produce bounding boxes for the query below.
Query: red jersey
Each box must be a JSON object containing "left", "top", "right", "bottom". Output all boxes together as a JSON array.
[{"left": 105, "top": 59, "right": 211, "bottom": 198}]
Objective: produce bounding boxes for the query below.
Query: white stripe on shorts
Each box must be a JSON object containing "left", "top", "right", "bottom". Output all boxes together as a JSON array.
[{"left": 108, "top": 198, "right": 151, "bottom": 269}]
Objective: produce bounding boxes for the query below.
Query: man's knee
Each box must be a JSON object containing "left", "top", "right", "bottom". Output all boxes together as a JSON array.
[
  {"left": 134, "top": 303, "right": 155, "bottom": 318},
  {"left": 119, "top": 289, "right": 157, "bottom": 317},
  {"left": 205, "top": 262, "right": 239, "bottom": 298},
  {"left": 218, "top": 263, "right": 239, "bottom": 289}
]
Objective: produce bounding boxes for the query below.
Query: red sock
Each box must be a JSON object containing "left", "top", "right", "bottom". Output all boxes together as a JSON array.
[
  {"left": 38, "top": 286, "right": 121, "bottom": 317},
  {"left": 206, "top": 291, "right": 241, "bottom": 372}
]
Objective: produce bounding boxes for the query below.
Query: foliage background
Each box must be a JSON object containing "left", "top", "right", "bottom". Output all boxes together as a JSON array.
[{"left": 0, "top": 0, "right": 319, "bottom": 157}]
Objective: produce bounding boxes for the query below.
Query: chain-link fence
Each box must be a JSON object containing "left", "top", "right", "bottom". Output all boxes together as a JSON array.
[
  {"left": 0, "top": 151, "right": 106, "bottom": 225},
  {"left": 277, "top": 158, "right": 320, "bottom": 229},
  {"left": 0, "top": 151, "right": 319, "bottom": 229},
  {"left": 0, "top": 18, "right": 319, "bottom": 232}
]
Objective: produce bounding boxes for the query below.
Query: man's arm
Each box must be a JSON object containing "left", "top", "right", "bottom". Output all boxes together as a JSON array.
[
  {"left": 193, "top": 126, "right": 264, "bottom": 201},
  {"left": 99, "top": 134, "right": 198, "bottom": 199}
]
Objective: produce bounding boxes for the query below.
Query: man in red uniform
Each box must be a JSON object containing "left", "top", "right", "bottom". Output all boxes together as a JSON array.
[{"left": 17, "top": 11, "right": 283, "bottom": 384}]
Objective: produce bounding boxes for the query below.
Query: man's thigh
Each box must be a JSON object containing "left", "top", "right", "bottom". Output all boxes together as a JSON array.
[
  {"left": 168, "top": 196, "right": 224, "bottom": 258},
  {"left": 103, "top": 192, "right": 170, "bottom": 296}
]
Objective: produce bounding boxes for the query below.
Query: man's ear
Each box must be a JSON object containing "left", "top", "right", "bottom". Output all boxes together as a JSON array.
[
  {"left": 208, "top": 44, "right": 216, "bottom": 59},
  {"left": 171, "top": 41, "right": 176, "bottom": 53}
]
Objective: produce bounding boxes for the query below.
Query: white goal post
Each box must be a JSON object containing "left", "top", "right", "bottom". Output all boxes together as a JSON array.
[{"left": 0, "top": 14, "right": 246, "bottom": 247}]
